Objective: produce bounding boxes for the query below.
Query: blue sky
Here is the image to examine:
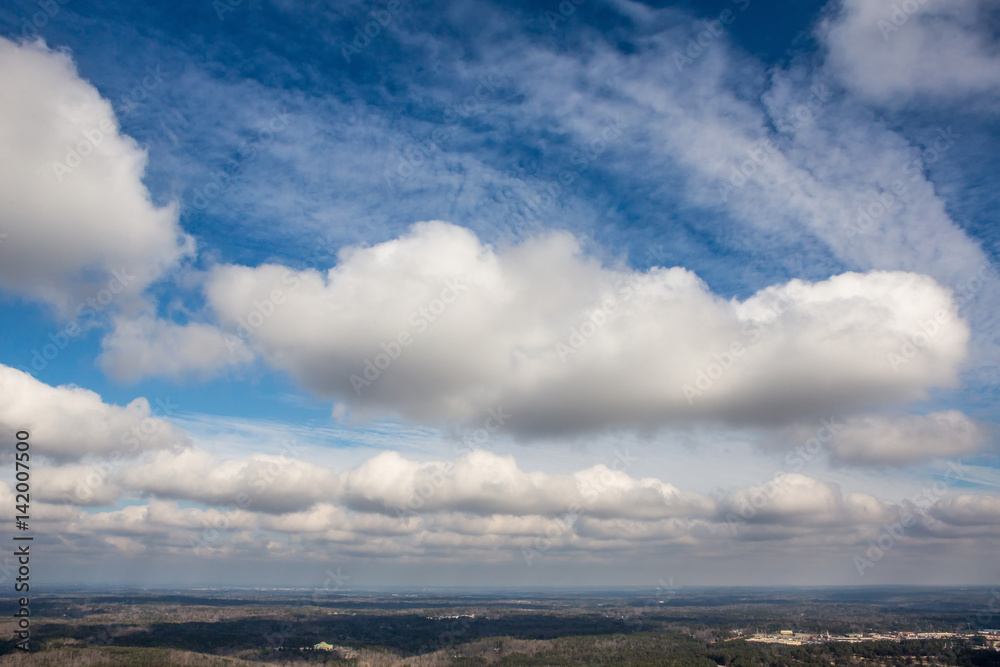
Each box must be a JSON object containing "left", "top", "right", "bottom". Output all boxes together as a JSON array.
[{"left": 0, "top": 0, "right": 999, "bottom": 588}]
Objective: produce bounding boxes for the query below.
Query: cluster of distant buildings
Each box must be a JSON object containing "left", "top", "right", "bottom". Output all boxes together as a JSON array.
[
  {"left": 309, "top": 642, "right": 357, "bottom": 658},
  {"left": 737, "top": 629, "right": 1000, "bottom": 649}
]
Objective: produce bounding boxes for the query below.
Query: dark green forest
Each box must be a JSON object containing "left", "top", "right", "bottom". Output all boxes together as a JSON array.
[{"left": 2, "top": 588, "right": 998, "bottom": 666}]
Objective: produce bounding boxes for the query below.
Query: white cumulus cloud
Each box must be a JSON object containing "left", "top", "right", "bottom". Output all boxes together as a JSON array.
[
  {"left": 203, "top": 221, "right": 969, "bottom": 436},
  {"left": 0, "top": 38, "right": 193, "bottom": 316},
  {"left": 0, "top": 363, "right": 189, "bottom": 462}
]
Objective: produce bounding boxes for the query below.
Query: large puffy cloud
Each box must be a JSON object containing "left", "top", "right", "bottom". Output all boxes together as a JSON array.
[
  {"left": 0, "top": 363, "right": 189, "bottom": 461},
  {"left": 205, "top": 221, "right": 968, "bottom": 436},
  {"left": 819, "top": 0, "right": 1000, "bottom": 105},
  {"left": 0, "top": 38, "right": 192, "bottom": 315}
]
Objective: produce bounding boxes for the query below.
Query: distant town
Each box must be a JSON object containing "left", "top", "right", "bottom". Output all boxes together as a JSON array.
[{"left": 740, "top": 629, "right": 1000, "bottom": 649}]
